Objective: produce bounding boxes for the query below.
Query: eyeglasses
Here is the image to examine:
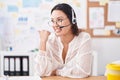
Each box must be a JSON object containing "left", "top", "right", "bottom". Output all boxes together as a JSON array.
[{"left": 48, "top": 18, "right": 68, "bottom": 27}]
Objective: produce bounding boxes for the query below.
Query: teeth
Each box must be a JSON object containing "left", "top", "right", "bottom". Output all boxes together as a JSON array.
[
  {"left": 56, "top": 29, "right": 59, "bottom": 32},
  {"left": 55, "top": 29, "right": 61, "bottom": 33}
]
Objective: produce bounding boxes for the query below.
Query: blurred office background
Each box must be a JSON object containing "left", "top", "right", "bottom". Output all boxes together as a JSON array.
[{"left": 0, "top": 0, "right": 120, "bottom": 76}]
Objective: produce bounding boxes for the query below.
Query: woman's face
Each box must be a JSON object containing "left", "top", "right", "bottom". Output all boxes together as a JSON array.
[{"left": 50, "top": 10, "right": 72, "bottom": 36}]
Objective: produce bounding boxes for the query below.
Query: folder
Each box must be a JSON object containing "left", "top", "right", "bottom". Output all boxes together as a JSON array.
[
  {"left": 10, "top": 58, "right": 15, "bottom": 76},
  {"left": 15, "top": 57, "right": 21, "bottom": 76},
  {"left": 3, "top": 56, "right": 30, "bottom": 76},
  {"left": 4, "top": 57, "right": 9, "bottom": 75},
  {"left": 22, "top": 57, "right": 29, "bottom": 76}
]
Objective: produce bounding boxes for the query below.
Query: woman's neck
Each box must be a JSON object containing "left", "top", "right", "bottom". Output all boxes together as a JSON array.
[{"left": 60, "top": 34, "right": 75, "bottom": 45}]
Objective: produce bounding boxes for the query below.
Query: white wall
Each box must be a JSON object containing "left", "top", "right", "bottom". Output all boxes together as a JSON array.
[
  {"left": 92, "top": 38, "right": 120, "bottom": 75},
  {"left": 0, "top": 37, "right": 1, "bottom": 50}
]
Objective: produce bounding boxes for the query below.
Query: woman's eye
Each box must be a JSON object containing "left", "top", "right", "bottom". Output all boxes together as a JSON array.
[
  {"left": 58, "top": 19, "right": 63, "bottom": 22},
  {"left": 51, "top": 20, "right": 54, "bottom": 23}
]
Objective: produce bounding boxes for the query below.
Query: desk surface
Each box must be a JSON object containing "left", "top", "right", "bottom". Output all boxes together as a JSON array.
[
  {"left": 42, "top": 76, "right": 107, "bottom": 80},
  {"left": 0, "top": 76, "right": 106, "bottom": 80}
]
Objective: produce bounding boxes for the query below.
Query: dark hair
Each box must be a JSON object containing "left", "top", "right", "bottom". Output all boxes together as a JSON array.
[{"left": 51, "top": 3, "right": 81, "bottom": 36}]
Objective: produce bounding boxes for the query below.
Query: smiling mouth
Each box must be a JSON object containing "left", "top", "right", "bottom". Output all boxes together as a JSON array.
[{"left": 55, "top": 28, "right": 62, "bottom": 33}]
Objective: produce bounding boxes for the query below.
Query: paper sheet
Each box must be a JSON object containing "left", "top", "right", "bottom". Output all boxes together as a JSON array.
[
  {"left": 93, "top": 29, "right": 111, "bottom": 36},
  {"left": 108, "top": 1, "right": 120, "bottom": 22},
  {"left": 23, "top": 0, "right": 41, "bottom": 7},
  {"left": 99, "top": 0, "right": 109, "bottom": 6},
  {"left": 89, "top": 7, "right": 104, "bottom": 28}
]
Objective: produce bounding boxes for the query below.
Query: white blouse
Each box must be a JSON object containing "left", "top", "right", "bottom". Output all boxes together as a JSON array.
[{"left": 34, "top": 32, "right": 93, "bottom": 78}]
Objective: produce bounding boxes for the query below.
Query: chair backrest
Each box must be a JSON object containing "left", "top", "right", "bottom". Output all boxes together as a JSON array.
[{"left": 91, "top": 51, "right": 98, "bottom": 76}]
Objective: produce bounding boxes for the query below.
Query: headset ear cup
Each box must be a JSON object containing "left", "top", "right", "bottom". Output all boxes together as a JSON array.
[
  {"left": 71, "top": 9, "right": 76, "bottom": 24},
  {"left": 72, "top": 18, "right": 76, "bottom": 24}
]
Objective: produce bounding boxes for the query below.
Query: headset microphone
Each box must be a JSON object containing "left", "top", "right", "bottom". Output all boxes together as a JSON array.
[
  {"left": 59, "top": 26, "right": 64, "bottom": 28},
  {"left": 59, "top": 24, "right": 71, "bottom": 29}
]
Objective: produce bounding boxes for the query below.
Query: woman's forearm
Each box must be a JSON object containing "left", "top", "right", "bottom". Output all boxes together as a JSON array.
[{"left": 40, "top": 41, "right": 47, "bottom": 51}]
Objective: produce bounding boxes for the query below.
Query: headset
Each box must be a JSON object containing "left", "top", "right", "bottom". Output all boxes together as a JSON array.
[
  {"left": 59, "top": 8, "right": 77, "bottom": 28},
  {"left": 72, "top": 9, "right": 76, "bottom": 24}
]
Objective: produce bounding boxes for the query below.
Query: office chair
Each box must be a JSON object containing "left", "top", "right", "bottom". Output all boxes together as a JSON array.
[{"left": 91, "top": 51, "right": 98, "bottom": 76}]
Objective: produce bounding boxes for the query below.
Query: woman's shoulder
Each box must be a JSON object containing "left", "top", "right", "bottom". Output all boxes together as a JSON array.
[{"left": 78, "top": 31, "right": 91, "bottom": 39}]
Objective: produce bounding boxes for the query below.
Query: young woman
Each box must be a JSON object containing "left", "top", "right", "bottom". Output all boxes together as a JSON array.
[{"left": 34, "top": 3, "right": 92, "bottom": 78}]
